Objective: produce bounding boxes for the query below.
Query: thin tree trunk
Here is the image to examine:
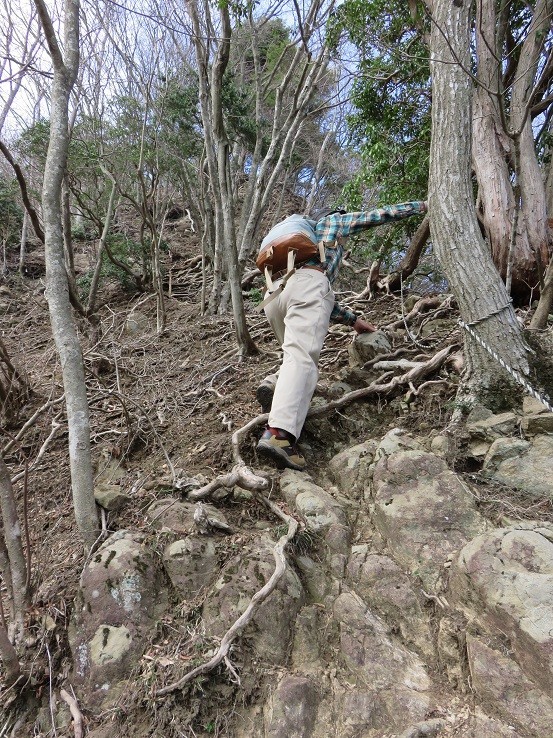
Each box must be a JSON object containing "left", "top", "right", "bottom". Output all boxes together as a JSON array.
[
  {"left": 34, "top": 0, "right": 99, "bottom": 549},
  {"left": 86, "top": 171, "right": 117, "bottom": 315},
  {"left": 0, "top": 621, "right": 20, "bottom": 685},
  {"left": 18, "top": 210, "right": 28, "bottom": 275},
  {"left": 212, "top": 5, "right": 256, "bottom": 354},
  {"left": 0, "top": 525, "right": 15, "bottom": 620},
  {"left": 530, "top": 257, "right": 553, "bottom": 328},
  {"left": 0, "top": 457, "right": 27, "bottom": 638}
]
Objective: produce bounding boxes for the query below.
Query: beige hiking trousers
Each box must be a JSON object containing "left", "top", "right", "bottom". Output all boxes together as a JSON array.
[{"left": 264, "top": 268, "right": 334, "bottom": 439}]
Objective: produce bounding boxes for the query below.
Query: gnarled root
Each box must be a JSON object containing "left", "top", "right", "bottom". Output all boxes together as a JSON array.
[{"left": 155, "top": 495, "right": 298, "bottom": 695}]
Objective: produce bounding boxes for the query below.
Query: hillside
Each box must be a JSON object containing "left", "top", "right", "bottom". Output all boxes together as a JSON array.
[{"left": 1, "top": 220, "right": 553, "bottom": 738}]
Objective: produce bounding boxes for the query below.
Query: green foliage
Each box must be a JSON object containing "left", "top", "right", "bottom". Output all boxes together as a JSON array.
[
  {"left": 338, "top": 0, "right": 430, "bottom": 201},
  {"left": 0, "top": 177, "right": 23, "bottom": 247},
  {"left": 330, "top": 0, "right": 430, "bottom": 264},
  {"left": 248, "top": 287, "right": 263, "bottom": 304},
  {"left": 17, "top": 119, "right": 50, "bottom": 178},
  {"left": 163, "top": 78, "right": 203, "bottom": 160},
  {"left": 77, "top": 234, "right": 143, "bottom": 298},
  {"left": 222, "top": 71, "right": 258, "bottom": 149}
]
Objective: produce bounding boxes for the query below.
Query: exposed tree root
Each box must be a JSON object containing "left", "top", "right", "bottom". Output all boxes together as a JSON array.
[
  {"left": 383, "top": 295, "right": 449, "bottom": 331},
  {"left": 59, "top": 688, "right": 84, "bottom": 738},
  {"left": 188, "top": 414, "right": 271, "bottom": 501},
  {"left": 306, "top": 344, "right": 455, "bottom": 418},
  {"left": 155, "top": 495, "right": 298, "bottom": 695},
  {"left": 189, "top": 345, "right": 454, "bottom": 502}
]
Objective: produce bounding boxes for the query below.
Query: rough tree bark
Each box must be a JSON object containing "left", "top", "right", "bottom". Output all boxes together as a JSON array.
[
  {"left": 472, "top": 0, "right": 552, "bottom": 298},
  {"left": 34, "top": 0, "right": 99, "bottom": 549},
  {"left": 428, "top": 0, "right": 530, "bottom": 404}
]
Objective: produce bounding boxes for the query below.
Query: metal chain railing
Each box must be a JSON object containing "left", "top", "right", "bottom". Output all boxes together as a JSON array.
[{"left": 459, "top": 319, "right": 553, "bottom": 413}]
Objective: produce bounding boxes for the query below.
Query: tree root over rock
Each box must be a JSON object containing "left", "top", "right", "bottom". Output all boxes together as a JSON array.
[{"left": 155, "top": 494, "right": 298, "bottom": 696}]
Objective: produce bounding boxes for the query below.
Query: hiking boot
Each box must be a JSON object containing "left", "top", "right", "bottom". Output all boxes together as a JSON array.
[
  {"left": 256, "top": 381, "right": 275, "bottom": 413},
  {"left": 257, "top": 427, "right": 306, "bottom": 471}
]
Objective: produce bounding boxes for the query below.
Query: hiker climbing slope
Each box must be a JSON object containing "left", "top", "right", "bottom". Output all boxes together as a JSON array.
[{"left": 256, "top": 202, "right": 428, "bottom": 471}]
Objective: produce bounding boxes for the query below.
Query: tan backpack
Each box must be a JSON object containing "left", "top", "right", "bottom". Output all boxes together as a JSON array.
[{"left": 255, "top": 215, "right": 326, "bottom": 309}]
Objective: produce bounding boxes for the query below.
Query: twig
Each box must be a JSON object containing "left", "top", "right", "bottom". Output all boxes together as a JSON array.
[
  {"left": 60, "top": 688, "right": 84, "bottom": 738},
  {"left": 2, "top": 394, "right": 64, "bottom": 455},
  {"left": 11, "top": 414, "right": 62, "bottom": 484},
  {"left": 421, "top": 589, "right": 449, "bottom": 609},
  {"left": 383, "top": 295, "right": 445, "bottom": 331}
]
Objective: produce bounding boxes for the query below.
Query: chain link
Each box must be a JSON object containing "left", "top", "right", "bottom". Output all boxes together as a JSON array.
[{"left": 459, "top": 320, "right": 553, "bottom": 413}]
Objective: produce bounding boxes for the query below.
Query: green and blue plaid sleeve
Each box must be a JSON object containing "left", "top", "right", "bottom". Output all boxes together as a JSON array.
[
  {"left": 316, "top": 202, "right": 427, "bottom": 243},
  {"left": 330, "top": 302, "right": 357, "bottom": 326}
]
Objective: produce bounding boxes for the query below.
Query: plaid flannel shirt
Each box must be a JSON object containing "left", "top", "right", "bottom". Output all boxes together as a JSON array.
[{"left": 303, "top": 202, "right": 427, "bottom": 325}]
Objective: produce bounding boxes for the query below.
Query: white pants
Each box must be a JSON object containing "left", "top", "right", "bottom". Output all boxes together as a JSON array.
[{"left": 264, "top": 269, "right": 334, "bottom": 439}]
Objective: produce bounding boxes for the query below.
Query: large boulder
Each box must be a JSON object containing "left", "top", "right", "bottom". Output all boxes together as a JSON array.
[
  {"left": 332, "top": 591, "right": 434, "bottom": 735},
  {"left": 373, "top": 449, "right": 488, "bottom": 590},
  {"left": 347, "top": 547, "right": 434, "bottom": 660},
  {"left": 162, "top": 535, "right": 219, "bottom": 598},
  {"left": 483, "top": 435, "right": 553, "bottom": 498},
  {"left": 328, "top": 439, "right": 378, "bottom": 500},
  {"left": 146, "top": 498, "right": 228, "bottom": 536},
  {"left": 466, "top": 634, "right": 553, "bottom": 736},
  {"left": 279, "top": 470, "right": 351, "bottom": 576},
  {"left": 348, "top": 330, "right": 392, "bottom": 368},
  {"left": 71, "top": 531, "right": 165, "bottom": 703},
  {"left": 264, "top": 675, "right": 320, "bottom": 738},
  {"left": 450, "top": 523, "right": 553, "bottom": 695}
]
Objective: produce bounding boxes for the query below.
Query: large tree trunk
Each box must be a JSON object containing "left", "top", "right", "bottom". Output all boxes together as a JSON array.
[
  {"left": 509, "top": 0, "right": 551, "bottom": 285},
  {"left": 34, "top": 0, "right": 99, "bottom": 549},
  {"left": 472, "top": 0, "right": 551, "bottom": 299},
  {"left": 428, "top": 0, "right": 530, "bottom": 404}
]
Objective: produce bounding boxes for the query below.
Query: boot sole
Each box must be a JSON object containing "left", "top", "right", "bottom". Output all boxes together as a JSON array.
[{"left": 257, "top": 440, "right": 305, "bottom": 471}]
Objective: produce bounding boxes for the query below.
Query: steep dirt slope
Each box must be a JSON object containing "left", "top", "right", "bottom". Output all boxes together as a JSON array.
[{"left": 1, "top": 223, "right": 552, "bottom": 737}]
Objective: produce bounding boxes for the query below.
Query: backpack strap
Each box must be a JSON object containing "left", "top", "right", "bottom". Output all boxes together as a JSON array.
[
  {"left": 255, "top": 249, "right": 298, "bottom": 312},
  {"left": 319, "top": 242, "right": 326, "bottom": 263}
]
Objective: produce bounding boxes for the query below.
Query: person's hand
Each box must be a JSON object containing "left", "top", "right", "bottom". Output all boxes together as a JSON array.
[{"left": 353, "top": 318, "right": 377, "bottom": 334}]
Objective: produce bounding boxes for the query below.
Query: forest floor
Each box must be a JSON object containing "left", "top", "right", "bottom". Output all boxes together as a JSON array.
[{"left": 1, "top": 218, "right": 552, "bottom": 736}]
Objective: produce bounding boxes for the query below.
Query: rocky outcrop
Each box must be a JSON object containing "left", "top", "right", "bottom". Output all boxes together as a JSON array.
[
  {"left": 202, "top": 534, "right": 304, "bottom": 665},
  {"left": 483, "top": 435, "right": 553, "bottom": 498},
  {"left": 71, "top": 412, "right": 553, "bottom": 737},
  {"left": 71, "top": 531, "right": 166, "bottom": 704},
  {"left": 450, "top": 523, "right": 553, "bottom": 696},
  {"left": 372, "top": 448, "right": 488, "bottom": 590}
]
